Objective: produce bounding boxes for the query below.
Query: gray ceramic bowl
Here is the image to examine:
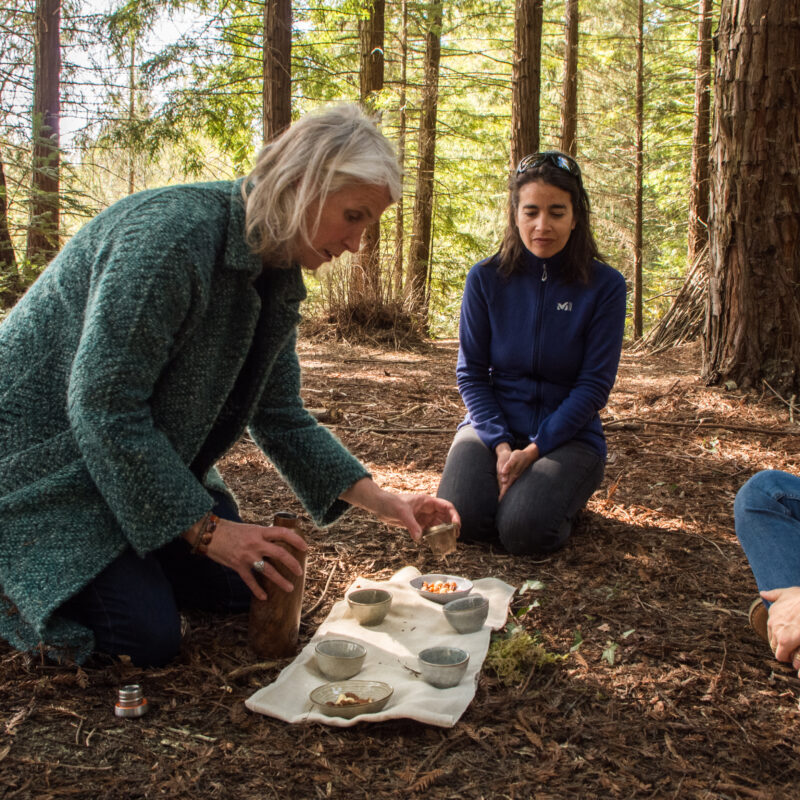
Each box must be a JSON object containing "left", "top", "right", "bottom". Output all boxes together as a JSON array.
[
  {"left": 418, "top": 646, "right": 470, "bottom": 689},
  {"left": 347, "top": 588, "right": 392, "bottom": 625},
  {"left": 443, "top": 594, "right": 490, "bottom": 634},
  {"left": 309, "top": 680, "right": 393, "bottom": 718},
  {"left": 315, "top": 639, "right": 367, "bottom": 680}
]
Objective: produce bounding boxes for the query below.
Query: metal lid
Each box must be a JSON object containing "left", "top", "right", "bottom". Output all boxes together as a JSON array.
[{"left": 423, "top": 523, "right": 458, "bottom": 537}]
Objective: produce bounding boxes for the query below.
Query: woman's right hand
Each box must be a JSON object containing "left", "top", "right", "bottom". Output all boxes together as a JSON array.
[
  {"left": 187, "top": 518, "right": 307, "bottom": 601},
  {"left": 761, "top": 586, "right": 800, "bottom": 675}
]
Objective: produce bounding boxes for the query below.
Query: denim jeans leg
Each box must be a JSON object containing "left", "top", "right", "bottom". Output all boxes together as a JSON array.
[
  {"left": 155, "top": 489, "right": 252, "bottom": 614},
  {"left": 496, "top": 440, "right": 604, "bottom": 555},
  {"left": 58, "top": 489, "right": 251, "bottom": 666},
  {"left": 734, "top": 470, "right": 800, "bottom": 599},
  {"left": 437, "top": 425, "right": 499, "bottom": 543},
  {"left": 58, "top": 549, "right": 182, "bottom": 667}
]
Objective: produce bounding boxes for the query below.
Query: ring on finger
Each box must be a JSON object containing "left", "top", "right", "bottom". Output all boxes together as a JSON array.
[{"left": 252, "top": 560, "right": 266, "bottom": 573}]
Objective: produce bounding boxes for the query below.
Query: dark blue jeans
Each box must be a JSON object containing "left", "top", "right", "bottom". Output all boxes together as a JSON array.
[
  {"left": 735, "top": 470, "right": 800, "bottom": 605},
  {"left": 58, "top": 491, "right": 251, "bottom": 667},
  {"left": 437, "top": 424, "right": 605, "bottom": 555}
]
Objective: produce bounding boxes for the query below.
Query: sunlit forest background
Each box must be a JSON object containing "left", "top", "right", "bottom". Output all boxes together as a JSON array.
[{"left": 3, "top": 0, "right": 706, "bottom": 337}]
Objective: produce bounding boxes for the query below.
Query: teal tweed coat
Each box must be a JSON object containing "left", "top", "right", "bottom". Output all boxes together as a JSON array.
[{"left": 0, "top": 179, "right": 368, "bottom": 660}]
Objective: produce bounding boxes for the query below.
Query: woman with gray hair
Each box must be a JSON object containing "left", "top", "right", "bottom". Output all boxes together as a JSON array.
[{"left": 0, "top": 104, "right": 458, "bottom": 667}]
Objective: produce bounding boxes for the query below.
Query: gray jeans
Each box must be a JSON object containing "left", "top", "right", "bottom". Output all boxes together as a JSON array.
[{"left": 437, "top": 424, "right": 605, "bottom": 555}]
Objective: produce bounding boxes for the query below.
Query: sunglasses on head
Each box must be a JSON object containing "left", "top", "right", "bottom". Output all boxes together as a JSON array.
[{"left": 516, "top": 151, "right": 582, "bottom": 179}]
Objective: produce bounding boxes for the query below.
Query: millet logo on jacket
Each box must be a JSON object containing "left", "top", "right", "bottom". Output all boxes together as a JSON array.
[{"left": 556, "top": 301, "right": 573, "bottom": 311}]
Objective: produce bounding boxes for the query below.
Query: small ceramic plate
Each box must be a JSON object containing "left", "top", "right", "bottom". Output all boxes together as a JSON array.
[
  {"left": 309, "top": 680, "right": 394, "bottom": 719},
  {"left": 410, "top": 573, "right": 473, "bottom": 604}
]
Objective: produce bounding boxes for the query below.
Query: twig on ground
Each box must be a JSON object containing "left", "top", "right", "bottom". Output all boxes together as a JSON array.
[
  {"left": 225, "top": 661, "right": 279, "bottom": 680},
  {"left": 608, "top": 415, "right": 799, "bottom": 437},
  {"left": 302, "top": 561, "right": 338, "bottom": 619},
  {"left": 328, "top": 425, "right": 454, "bottom": 434},
  {"left": 343, "top": 358, "right": 419, "bottom": 365}
]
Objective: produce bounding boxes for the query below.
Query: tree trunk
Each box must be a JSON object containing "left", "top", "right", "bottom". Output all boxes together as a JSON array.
[
  {"left": 26, "top": 0, "right": 60, "bottom": 266},
  {"left": 510, "top": 0, "right": 542, "bottom": 168},
  {"left": 687, "top": 0, "right": 713, "bottom": 268},
  {"left": 128, "top": 34, "right": 136, "bottom": 195},
  {"left": 359, "top": 0, "right": 385, "bottom": 105},
  {"left": 350, "top": 0, "right": 385, "bottom": 307},
  {"left": 559, "top": 0, "right": 579, "bottom": 157},
  {"left": 406, "top": 0, "right": 443, "bottom": 323},
  {"left": 263, "top": 0, "right": 292, "bottom": 143},
  {"left": 704, "top": 0, "right": 800, "bottom": 392},
  {"left": 632, "top": 0, "right": 644, "bottom": 339},
  {"left": 393, "top": 0, "right": 409, "bottom": 300},
  {"left": 0, "top": 152, "right": 21, "bottom": 308}
]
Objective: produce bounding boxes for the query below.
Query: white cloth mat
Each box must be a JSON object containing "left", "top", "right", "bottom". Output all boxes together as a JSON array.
[{"left": 245, "top": 565, "right": 515, "bottom": 727}]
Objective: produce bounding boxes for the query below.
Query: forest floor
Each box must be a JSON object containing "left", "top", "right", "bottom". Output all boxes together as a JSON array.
[{"left": 2, "top": 335, "right": 800, "bottom": 799}]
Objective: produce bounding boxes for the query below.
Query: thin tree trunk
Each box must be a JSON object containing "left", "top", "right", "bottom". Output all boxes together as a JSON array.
[
  {"left": 393, "top": 0, "right": 409, "bottom": 300},
  {"left": 0, "top": 153, "right": 21, "bottom": 307},
  {"left": 359, "top": 0, "right": 384, "bottom": 105},
  {"left": 26, "top": 0, "right": 60, "bottom": 266},
  {"left": 560, "top": 0, "right": 579, "bottom": 156},
  {"left": 632, "top": 0, "right": 644, "bottom": 339},
  {"left": 704, "top": 0, "right": 800, "bottom": 391},
  {"left": 350, "top": 0, "right": 385, "bottom": 307},
  {"left": 263, "top": 0, "right": 292, "bottom": 143},
  {"left": 406, "top": 0, "right": 443, "bottom": 323},
  {"left": 687, "top": 0, "right": 713, "bottom": 268},
  {"left": 128, "top": 35, "right": 136, "bottom": 195},
  {"left": 510, "top": 0, "right": 542, "bottom": 168}
]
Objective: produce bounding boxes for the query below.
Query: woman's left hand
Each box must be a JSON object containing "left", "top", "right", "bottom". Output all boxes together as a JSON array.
[
  {"left": 497, "top": 443, "right": 539, "bottom": 500},
  {"left": 340, "top": 477, "right": 460, "bottom": 541}
]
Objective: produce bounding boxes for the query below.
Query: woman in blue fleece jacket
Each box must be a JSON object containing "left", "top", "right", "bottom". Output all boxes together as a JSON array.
[{"left": 437, "top": 151, "right": 626, "bottom": 554}]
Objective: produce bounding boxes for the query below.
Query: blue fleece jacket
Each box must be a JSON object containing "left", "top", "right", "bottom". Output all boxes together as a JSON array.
[{"left": 456, "top": 247, "right": 627, "bottom": 460}]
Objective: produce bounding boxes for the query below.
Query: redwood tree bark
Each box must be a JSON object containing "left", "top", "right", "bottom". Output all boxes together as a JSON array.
[
  {"left": 510, "top": 0, "right": 542, "bottom": 168},
  {"left": 350, "top": 0, "right": 386, "bottom": 306},
  {"left": 687, "top": 0, "right": 713, "bottom": 268},
  {"left": 559, "top": 0, "right": 579, "bottom": 157},
  {"left": 263, "top": 0, "right": 291, "bottom": 142},
  {"left": 632, "top": 0, "right": 644, "bottom": 339},
  {"left": 406, "top": 0, "right": 443, "bottom": 322},
  {"left": 704, "top": 0, "right": 800, "bottom": 391},
  {"left": 26, "top": 0, "right": 60, "bottom": 266}
]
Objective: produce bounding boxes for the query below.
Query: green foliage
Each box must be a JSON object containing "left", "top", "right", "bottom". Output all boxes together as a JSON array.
[
  {"left": 485, "top": 627, "right": 566, "bottom": 687},
  {"left": 5, "top": 0, "right": 708, "bottom": 337}
]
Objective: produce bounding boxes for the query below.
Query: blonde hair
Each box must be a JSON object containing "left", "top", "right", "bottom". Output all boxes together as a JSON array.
[{"left": 243, "top": 104, "right": 402, "bottom": 265}]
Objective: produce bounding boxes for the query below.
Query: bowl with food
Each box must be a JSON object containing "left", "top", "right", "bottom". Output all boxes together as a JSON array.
[
  {"left": 309, "top": 680, "right": 394, "bottom": 719},
  {"left": 410, "top": 573, "right": 473, "bottom": 604},
  {"left": 315, "top": 639, "right": 367, "bottom": 680}
]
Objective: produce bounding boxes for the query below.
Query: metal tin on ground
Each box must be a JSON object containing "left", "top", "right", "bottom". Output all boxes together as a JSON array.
[{"left": 114, "top": 684, "right": 149, "bottom": 718}]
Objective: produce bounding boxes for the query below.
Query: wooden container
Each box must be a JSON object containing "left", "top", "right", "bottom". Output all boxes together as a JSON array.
[{"left": 248, "top": 512, "right": 307, "bottom": 658}]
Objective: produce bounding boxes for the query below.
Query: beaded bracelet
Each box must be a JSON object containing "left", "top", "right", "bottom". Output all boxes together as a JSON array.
[{"left": 190, "top": 512, "right": 219, "bottom": 556}]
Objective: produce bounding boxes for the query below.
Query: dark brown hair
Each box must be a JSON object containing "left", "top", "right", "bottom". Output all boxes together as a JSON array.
[{"left": 496, "top": 157, "right": 602, "bottom": 283}]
